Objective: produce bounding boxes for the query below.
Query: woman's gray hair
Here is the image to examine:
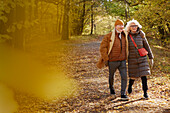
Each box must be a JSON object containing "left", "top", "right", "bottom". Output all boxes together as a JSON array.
[{"left": 124, "top": 19, "right": 142, "bottom": 32}]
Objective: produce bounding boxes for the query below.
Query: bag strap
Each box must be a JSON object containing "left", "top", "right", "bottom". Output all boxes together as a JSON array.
[{"left": 129, "top": 34, "right": 138, "bottom": 49}]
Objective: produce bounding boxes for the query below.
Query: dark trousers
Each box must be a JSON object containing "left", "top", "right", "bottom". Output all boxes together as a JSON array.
[
  {"left": 108, "top": 60, "right": 127, "bottom": 95},
  {"left": 129, "top": 76, "right": 148, "bottom": 92}
]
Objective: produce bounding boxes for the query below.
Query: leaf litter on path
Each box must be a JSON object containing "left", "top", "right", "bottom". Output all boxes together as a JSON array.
[{"left": 14, "top": 38, "right": 170, "bottom": 113}]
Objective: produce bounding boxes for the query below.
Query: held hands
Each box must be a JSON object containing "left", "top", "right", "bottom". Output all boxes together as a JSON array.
[
  {"left": 149, "top": 59, "right": 154, "bottom": 68},
  {"left": 104, "top": 61, "right": 109, "bottom": 67}
]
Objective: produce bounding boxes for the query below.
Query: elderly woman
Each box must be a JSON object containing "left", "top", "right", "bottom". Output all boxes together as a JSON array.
[{"left": 124, "top": 19, "right": 154, "bottom": 99}]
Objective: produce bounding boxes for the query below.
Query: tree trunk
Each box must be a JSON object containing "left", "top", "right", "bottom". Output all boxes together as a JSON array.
[
  {"left": 59, "top": 13, "right": 63, "bottom": 35},
  {"left": 166, "top": 23, "right": 170, "bottom": 32},
  {"left": 124, "top": 0, "right": 128, "bottom": 22},
  {"left": 56, "top": 4, "right": 59, "bottom": 37},
  {"left": 127, "top": 3, "right": 130, "bottom": 19},
  {"left": 14, "top": 3, "right": 25, "bottom": 49},
  {"left": 158, "top": 25, "right": 166, "bottom": 46},
  {"left": 90, "top": 1, "right": 94, "bottom": 35},
  {"left": 61, "top": 0, "right": 70, "bottom": 40},
  {"left": 34, "top": 0, "right": 38, "bottom": 19},
  {"left": 80, "top": 0, "right": 86, "bottom": 35}
]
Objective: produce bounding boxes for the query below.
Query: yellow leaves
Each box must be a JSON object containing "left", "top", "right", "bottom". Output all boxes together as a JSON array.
[
  {"left": 156, "top": 82, "right": 166, "bottom": 85},
  {"left": 160, "top": 104, "right": 166, "bottom": 108},
  {"left": 132, "top": 0, "right": 169, "bottom": 41},
  {"left": 89, "top": 102, "right": 101, "bottom": 108},
  {"left": 89, "top": 102, "right": 95, "bottom": 106},
  {"left": 0, "top": 34, "right": 12, "bottom": 41},
  {"left": 148, "top": 100, "right": 154, "bottom": 103},
  {"left": 107, "top": 110, "right": 117, "bottom": 113},
  {"left": 94, "top": 103, "right": 101, "bottom": 108},
  {"left": 112, "top": 105, "right": 124, "bottom": 110},
  {"left": 7, "top": 25, "right": 16, "bottom": 33},
  {"left": 60, "top": 101, "right": 68, "bottom": 107},
  {"left": 0, "top": 16, "right": 8, "bottom": 23},
  {"left": 125, "top": 104, "right": 129, "bottom": 107},
  {"left": 117, "top": 106, "right": 123, "bottom": 109},
  {"left": 17, "top": 23, "right": 22, "bottom": 30},
  {"left": 161, "top": 95, "right": 166, "bottom": 99}
]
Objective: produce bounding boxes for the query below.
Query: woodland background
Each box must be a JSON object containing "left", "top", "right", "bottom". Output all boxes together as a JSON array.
[{"left": 0, "top": 0, "right": 169, "bottom": 48}]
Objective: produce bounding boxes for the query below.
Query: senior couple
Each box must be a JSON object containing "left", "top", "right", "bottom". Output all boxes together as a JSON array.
[{"left": 97, "top": 19, "right": 154, "bottom": 100}]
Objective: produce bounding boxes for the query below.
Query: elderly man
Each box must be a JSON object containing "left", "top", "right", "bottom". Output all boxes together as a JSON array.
[{"left": 97, "top": 19, "right": 128, "bottom": 100}]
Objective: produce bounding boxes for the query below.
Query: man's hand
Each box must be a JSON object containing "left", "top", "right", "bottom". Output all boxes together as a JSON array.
[
  {"left": 104, "top": 61, "right": 109, "bottom": 67},
  {"left": 149, "top": 59, "right": 154, "bottom": 68}
]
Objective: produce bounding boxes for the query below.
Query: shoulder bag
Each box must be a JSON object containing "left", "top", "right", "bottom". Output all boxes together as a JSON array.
[{"left": 129, "top": 34, "right": 148, "bottom": 56}]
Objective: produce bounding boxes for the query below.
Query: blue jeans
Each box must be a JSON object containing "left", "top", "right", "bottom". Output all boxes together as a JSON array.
[{"left": 108, "top": 60, "right": 127, "bottom": 95}]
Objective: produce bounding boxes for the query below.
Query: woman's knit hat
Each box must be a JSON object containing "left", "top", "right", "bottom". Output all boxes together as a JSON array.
[{"left": 115, "top": 19, "right": 124, "bottom": 27}]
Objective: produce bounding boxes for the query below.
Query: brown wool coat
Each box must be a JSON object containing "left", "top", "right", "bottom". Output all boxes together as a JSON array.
[
  {"left": 128, "top": 30, "right": 154, "bottom": 79},
  {"left": 109, "top": 32, "right": 126, "bottom": 61},
  {"left": 97, "top": 29, "right": 128, "bottom": 69}
]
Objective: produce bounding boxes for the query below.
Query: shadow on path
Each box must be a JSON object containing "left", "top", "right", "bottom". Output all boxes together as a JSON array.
[{"left": 112, "top": 98, "right": 145, "bottom": 107}]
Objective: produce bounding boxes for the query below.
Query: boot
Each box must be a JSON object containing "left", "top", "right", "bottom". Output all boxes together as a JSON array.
[
  {"left": 121, "top": 95, "right": 129, "bottom": 101},
  {"left": 144, "top": 91, "right": 149, "bottom": 99},
  {"left": 110, "top": 88, "right": 115, "bottom": 95},
  {"left": 128, "top": 79, "right": 134, "bottom": 94},
  {"left": 128, "top": 86, "right": 132, "bottom": 94}
]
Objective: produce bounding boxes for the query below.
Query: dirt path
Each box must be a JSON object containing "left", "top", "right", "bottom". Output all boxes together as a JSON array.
[
  {"left": 16, "top": 37, "right": 170, "bottom": 113},
  {"left": 64, "top": 38, "right": 169, "bottom": 113}
]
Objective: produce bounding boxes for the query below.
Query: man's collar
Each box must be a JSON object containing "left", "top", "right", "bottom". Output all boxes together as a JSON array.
[
  {"left": 115, "top": 29, "right": 122, "bottom": 39},
  {"left": 115, "top": 29, "right": 121, "bottom": 34}
]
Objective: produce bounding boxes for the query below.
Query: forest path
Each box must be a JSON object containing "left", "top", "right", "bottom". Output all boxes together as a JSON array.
[
  {"left": 17, "top": 36, "right": 169, "bottom": 113},
  {"left": 60, "top": 37, "right": 169, "bottom": 113}
]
